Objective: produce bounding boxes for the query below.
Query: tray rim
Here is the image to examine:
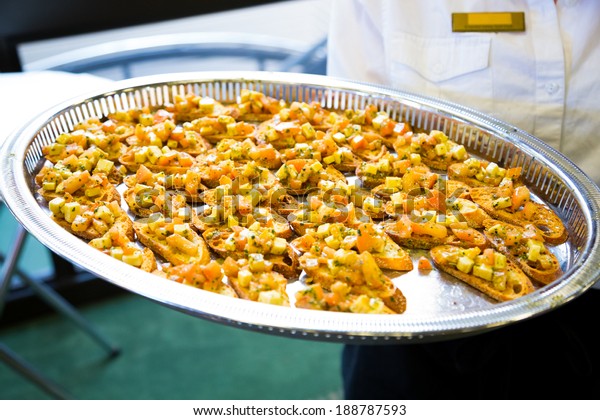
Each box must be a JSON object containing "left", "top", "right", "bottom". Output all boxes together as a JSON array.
[{"left": 1, "top": 70, "right": 599, "bottom": 343}]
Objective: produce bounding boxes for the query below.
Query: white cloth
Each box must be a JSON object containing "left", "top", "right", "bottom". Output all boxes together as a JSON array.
[
  {"left": 0, "top": 71, "right": 114, "bottom": 202},
  {"left": 327, "top": 0, "right": 600, "bottom": 184},
  {"left": 0, "top": 71, "right": 114, "bottom": 148}
]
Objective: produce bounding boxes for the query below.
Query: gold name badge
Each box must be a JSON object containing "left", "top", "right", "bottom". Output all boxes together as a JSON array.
[{"left": 452, "top": 12, "right": 525, "bottom": 32}]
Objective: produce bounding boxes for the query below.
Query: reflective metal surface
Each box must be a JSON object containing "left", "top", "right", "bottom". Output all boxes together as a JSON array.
[{"left": 1, "top": 71, "right": 599, "bottom": 343}]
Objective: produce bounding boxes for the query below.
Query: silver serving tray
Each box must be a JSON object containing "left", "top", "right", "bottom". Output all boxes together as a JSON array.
[{"left": 2, "top": 71, "right": 599, "bottom": 344}]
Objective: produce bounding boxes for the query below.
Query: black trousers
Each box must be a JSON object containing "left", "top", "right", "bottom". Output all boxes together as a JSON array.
[{"left": 342, "top": 289, "right": 600, "bottom": 400}]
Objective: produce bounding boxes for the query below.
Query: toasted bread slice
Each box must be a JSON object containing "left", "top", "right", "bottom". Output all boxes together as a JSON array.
[
  {"left": 199, "top": 138, "right": 282, "bottom": 170},
  {"left": 288, "top": 203, "right": 371, "bottom": 236},
  {"left": 221, "top": 257, "right": 290, "bottom": 306},
  {"left": 168, "top": 93, "right": 233, "bottom": 122},
  {"left": 430, "top": 245, "right": 534, "bottom": 301},
  {"left": 352, "top": 143, "right": 388, "bottom": 163},
  {"left": 38, "top": 170, "right": 121, "bottom": 204},
  {"left": 229, "top": 89, "right": 284, "bottom": 122},
  {"left": 188, "top": 116, "right": 256, "bottom": 144},
  {"left": 371, "top": 239, "right": 414, "bottom": 271},
  {"left": 299, "top": 249, "right": 407, "bottom": 314},
  {"left": 445, "top": 198, "right": 491, "bottom": 229},
  {"left": 448, "top": 161, "right": 523, "bottom": 188},
  {"left": 133, "top": 215, "right": 211, "bottom": 266},
  {"left": 125, "top": 129, "right": 212, "bottom": 157},
  {"left": 202, "top": 227, "right": 299, "bottom": 278},
  {"left": 280, "top": 142, "right": 362, "bottom": 174},
  {"left": 125, "top": 186, "right": 191, "bottom": 220},
  {"left": 263, "top": 187, "right": 300, "bottom": 216},
  {"left": 470, "top": 187, "right": 567, "bottom": 245},
  {"left": 295, "top": 283, "right": 396, "bottom": 314},
  {"left": 275, "top": 159, "right": 346, "bottom": 195},
  {"left": 138, "top": 247, "right": 158, "bottom": 273},
  {"left": 382, "top": 218, "right": 486, "bottom": 250},
  {"left": 42, "top": 130, "right": 129, "bottom": 165},
  {"left": 119, "top": 147, "right": 195, "bottom": 174},
  {"left": 88, "top": 224, "right": 157, "bottom": 273},
  {"left": 193, "top": 205, "right": 292, "bottom": 238},
  {"left": 156, "top": 261, "right": 237, "bottom": 298},
  {"left": 123, "top": 184, "right": 164, "bottom": 217},
  {"left": 52, "top": 200, "right": 133, "bottom": 241},
  {"left": 482, "top": 219, "right": 562, "bottom": 284},
  {"left": 289, "top": 222, "right": 413, "bottom": 272},
  {"left": 393, "top": 131, "right": 469, "bottom": 171},
  {"left": 355, "top": 223, "right": 413, "bottom": 271}
]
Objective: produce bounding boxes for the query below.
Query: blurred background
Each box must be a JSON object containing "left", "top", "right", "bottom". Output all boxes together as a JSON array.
[
  {"left": 3, "top": 0, "right": 330, "bottom": 77},
  {"left": 0, "top": 0, "right": 344, "bottom": 399}
]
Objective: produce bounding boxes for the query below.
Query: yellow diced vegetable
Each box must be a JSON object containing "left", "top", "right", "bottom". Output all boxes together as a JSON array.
[
  {"left": 473, "top": 264, "right": 493, "bottom": 281},
  {"left": 49, "top": 197, "right": 66, "bottom": 216},
  {"left": 122, "top": 250, "right": 143, "bottom": 267},
  {"left": 456, "top": 256, "right": 474, "bottom": 274},
  {"left": 62, "top": 202, "right": 82, "bottom": 223},
  {"left": 110, "top": 247, "right": 124, "bottom": 260}
]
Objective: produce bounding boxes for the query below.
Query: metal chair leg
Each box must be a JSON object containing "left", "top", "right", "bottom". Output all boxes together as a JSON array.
[
  {"left": 0, "top": 341, "right": 73, "bottom": 399},
  {"left": 1, "top": 221, "right": 120, "bottom": 398},
  {"left": 0, "top": 225, "right": 72, "bottom": 399},
  {"left": 20, "top": 272, "right": 120, "bottom": 357},
  {"left": 0, "top": 222, "right": 27, "bottom": 317},
  {"left": 1, "top": 224, "right": 120, "bottom": 356}
]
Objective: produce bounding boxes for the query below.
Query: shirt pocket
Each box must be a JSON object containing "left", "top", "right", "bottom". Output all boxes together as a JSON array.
[{"left": 388, "top": 31, "right": 492, "bottom": 100}]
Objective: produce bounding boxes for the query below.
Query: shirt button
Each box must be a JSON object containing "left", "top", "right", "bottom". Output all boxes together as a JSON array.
[{"left": 545, "top": 82, "right": 560, "bottom": 95}]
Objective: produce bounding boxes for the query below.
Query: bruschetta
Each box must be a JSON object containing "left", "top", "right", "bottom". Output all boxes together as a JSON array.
[
  {"left": 37, "top": 168, "right": 120, "bottom": 204},
  {"left": 202, "top": 224, "right": 298, "bottom": 278},
  {"left": 169, "top": 92, "right": 233, "bottom": 122},
  {"left": 221, "top": 256, "right": 290, "bottom": 306},
  {"left": 393, "top": 130, "right": 469, "bottom": 171},
  {"left": 290, "top": 221, "right": 413, "bottom": 272},
  {"left": 383, "top": 214, "right": 487, "bottom": 250},
  {"left": 199, "top": 137, "right": 282, "bottom": 169},
  {"left": 448, "top": 159, "right": 522, "bottom": 188},
  {"left": 89, "top": 224, "right": 157, "bottom": 273},
  {"left": 482, "top": 219, "right": 562, "bottom": 284},
  {"left": 274, "top": 159, "right": 346, "bottom": 195},
  {"left": 298, "top": 248, "right": 407, "bottom": 314},
  {"left": 188, "top": 115, "right": 256, "bottom": 144},
  {"left": 430, "top": 245, "right": 534, "bottom": 301},
  {"left": 119, "top": 145, "right": 195, "bottom": 174},
  {"left": 156, "top": 260, "right": 237, "bottom": 298},
  {"left": 295, "top": 282, "right": 395, "bottom": 314},
  {"left": 133, "top": 213, "right": 211, "bottom": 267},
  {"left": 49, "top": 198, "right": 133, "bottom": 241},
  {"left": 231, "top": 89, "right": 285, "bottom": 122},
  {"left": 470, "top": 185, "right": 568, "bottom": 245}
]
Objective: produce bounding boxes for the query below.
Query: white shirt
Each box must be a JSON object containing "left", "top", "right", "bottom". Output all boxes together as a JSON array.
[{"left": 327, "top": 0, "right": 600, "bottom": 185}]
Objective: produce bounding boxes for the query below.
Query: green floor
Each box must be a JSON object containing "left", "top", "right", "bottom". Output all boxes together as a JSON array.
[
  {"left": 0, "top": 209, "right": 343, "bottom": 400},
  {"left": 0, "top": 293, "right": 344, "bottom": 400}
]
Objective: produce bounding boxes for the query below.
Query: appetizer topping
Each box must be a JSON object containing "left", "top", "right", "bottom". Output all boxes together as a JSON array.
[
  {"left": 160, "top": 260, "right": 234, "bottom": 296},
  {"left": 275, "top": 159, "right": 323, "bottom": 190},
  {"left": 36, "top": 88, "right": 569, "bottom": 313},
  {"left": 220, "top": 225, "right": 287, "bottom": 256},
  {"left": 295, "top": 283, "right": 390, "bottom": 314},
  {"left": 190, "top": 115, "right": 255, "bottom": 139},
  {"left": 236, "top": 89, "right": 284, "bottom": 117},
  {"left": 130, "top": 145, "right": 195, "bottom": 167},
  {"left": 222, "top": 256, "right": 289, "bottom": 306},
  {"left": 437, "top": 247, "right": 520, "bottom": 292}
]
